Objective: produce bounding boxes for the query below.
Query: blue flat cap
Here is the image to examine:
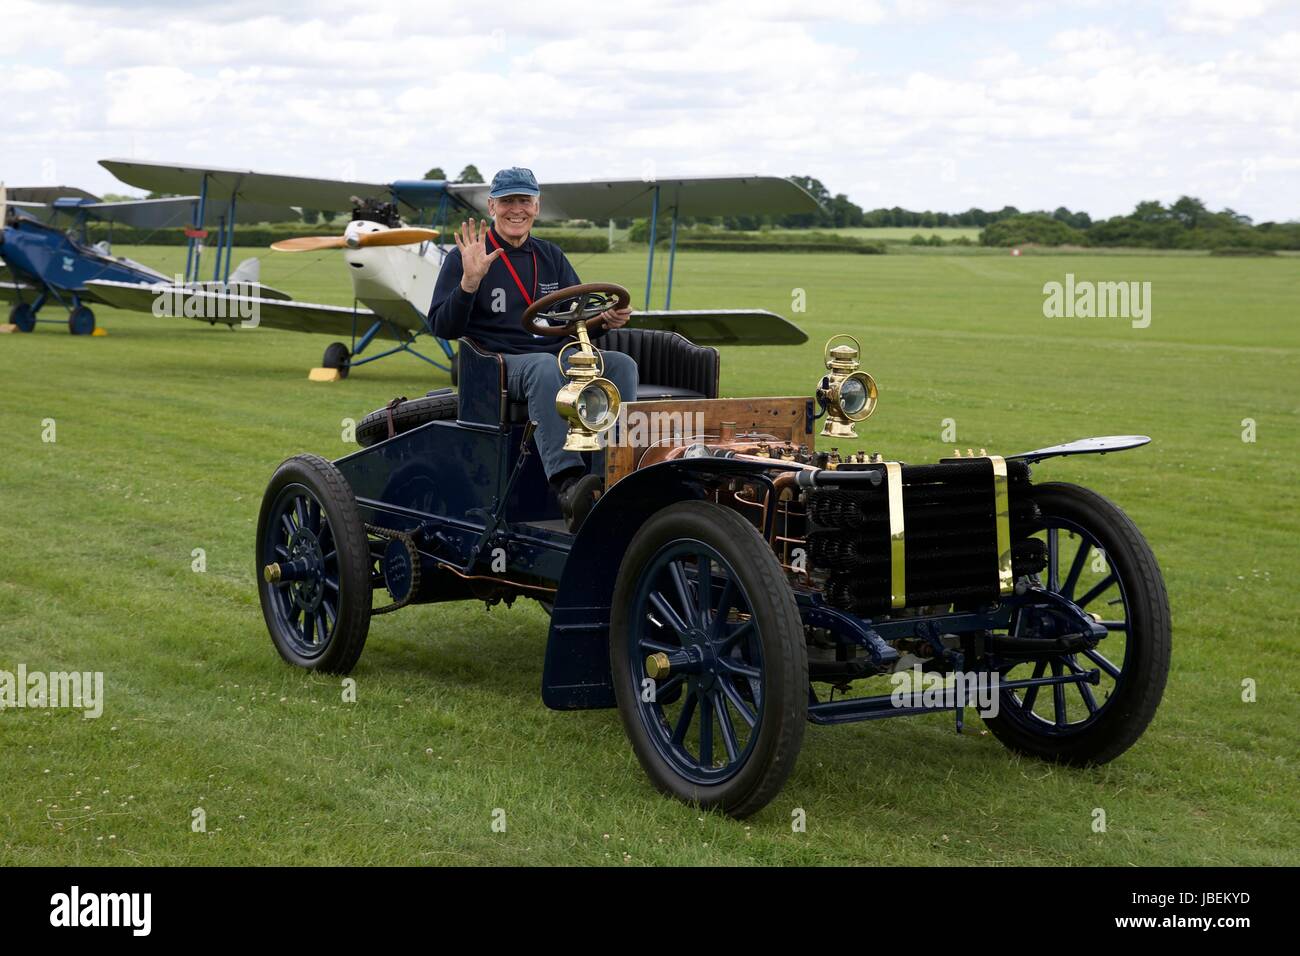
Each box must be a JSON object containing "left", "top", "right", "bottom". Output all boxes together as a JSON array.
[{"left": 488, "top": 166, "right": 540, "bottom": 199}]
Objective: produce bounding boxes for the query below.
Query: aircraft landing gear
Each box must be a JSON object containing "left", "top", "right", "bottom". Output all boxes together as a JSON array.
[
  {"left": 323, "top": 342, "right": 351, "bottom": 379},
  {"left": 9, "top": 303, "right": 36, "bottom": 333},
  {"left": 68, "top": 305, "right": 96, "bottom": 336}
]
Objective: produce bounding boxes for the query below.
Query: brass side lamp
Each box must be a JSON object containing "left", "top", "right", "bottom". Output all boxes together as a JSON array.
[
  {"left": 816, "top": 334, "right": 878, "bottom": 439},
  {"left": 555, "top": 322, "right": 621, "bottom": 451},
  {"left": 520, "top": 282, "right": 631, "bottom": 452}
]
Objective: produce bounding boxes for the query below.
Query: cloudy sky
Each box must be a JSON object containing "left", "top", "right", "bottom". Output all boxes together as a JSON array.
[{"left": 5, "top": 0, "right": 1297, "bottom": 222}]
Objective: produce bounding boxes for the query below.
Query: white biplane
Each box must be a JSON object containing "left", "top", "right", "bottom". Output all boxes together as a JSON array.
[{"left": 87, "top": 159, "right": 816, "bottom": 379}]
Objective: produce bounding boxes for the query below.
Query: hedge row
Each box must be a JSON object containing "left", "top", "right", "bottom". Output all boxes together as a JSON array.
[
  {"left": 671, "top": 238, "right": 886, "bottom": 254},
  {"left": 85, "top": 224, "right": 888, "bottom": 255},
  {"left": 84, "top": 225, "right": 610, "bottom": 254},
  {"left": 1209, "top": 247, "right": 1279, "bottom": 257},
  {"left": 641, "top": 229, "right": 886, "bottom": 254}
]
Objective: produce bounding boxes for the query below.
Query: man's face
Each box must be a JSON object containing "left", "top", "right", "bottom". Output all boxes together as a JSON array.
[{"left": 488, "top": 194, "right": 539, "bottom": 241}]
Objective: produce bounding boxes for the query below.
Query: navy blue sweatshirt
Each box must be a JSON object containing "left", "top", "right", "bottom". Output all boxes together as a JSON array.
[{"left": 429, "top": 226, "right": 603, "bottom": 354}]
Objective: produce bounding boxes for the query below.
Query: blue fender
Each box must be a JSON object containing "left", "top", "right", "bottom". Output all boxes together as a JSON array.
[
  {"left": 540, "top": 455, "right": 801, "bottom": 710},
  {"left": 1006, "top": 435, "right": 1150, "bottom": 463}
]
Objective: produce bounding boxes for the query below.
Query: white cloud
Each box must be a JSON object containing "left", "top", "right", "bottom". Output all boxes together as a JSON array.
[
  {"left": 1167, "top": 0, "right": 1285, "bottom": 35},
  {"left": 11, "top": 67, "right": 71, "bottom": 93},
  {"left": 0, "top": 0, "right": 1296, "bottom": 221}
]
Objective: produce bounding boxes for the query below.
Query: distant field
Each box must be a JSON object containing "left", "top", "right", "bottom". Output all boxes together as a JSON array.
[{"left": 1, "top": 245, "right": 1296, "bottom": 865}]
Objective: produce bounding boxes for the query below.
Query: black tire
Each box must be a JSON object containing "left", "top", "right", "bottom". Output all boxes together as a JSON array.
[
  {"left": 982, "top": 482, "right": 1171, "bottom": 765},
  {"left": 68, "top": 305, "right": 95, "bottom": 335},
  {"left": 323, "top": 341, "right": 351, "bottom": 379},
  {"left": 355, "top": 393, "right": 459, "bottom": 447},
  {"left": 256, "top": 454, "right": 372, "bottom": 674},
  {"left": 10, "top": 303, "right": 36, "bottom": 332},
  {"left": 610, "top": 501, "right": 807, "bottom": 818}
]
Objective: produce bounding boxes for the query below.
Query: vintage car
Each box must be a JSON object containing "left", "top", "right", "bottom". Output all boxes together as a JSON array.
[{"left": 255, "top": 282, "right": 1171, "bottom": 818}]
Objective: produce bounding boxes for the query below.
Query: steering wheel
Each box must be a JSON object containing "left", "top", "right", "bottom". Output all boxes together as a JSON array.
[{"left": 521, "top": 282, "right": 631, "bottom": 337}]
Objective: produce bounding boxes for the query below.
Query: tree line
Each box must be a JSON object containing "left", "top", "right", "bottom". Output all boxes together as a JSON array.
[
  {"left": 980, "top": 197, "right": 1300, "bottom": 251},
  {"left": 304, "top": 165, "right": 1298, "bottom": 249}
]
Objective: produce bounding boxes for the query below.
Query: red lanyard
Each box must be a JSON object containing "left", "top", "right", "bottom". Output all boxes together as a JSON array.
[{"left": 485, "top": 229, "right": 537, "bottom": 305}]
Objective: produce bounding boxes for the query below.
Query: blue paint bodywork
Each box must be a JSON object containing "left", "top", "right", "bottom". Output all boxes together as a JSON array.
[
  {"left": 325, "top": 339, "right": 1138, "bottom": 721},
  {"left": 1, "top": 215, "right": 167, "bottom": 307}
]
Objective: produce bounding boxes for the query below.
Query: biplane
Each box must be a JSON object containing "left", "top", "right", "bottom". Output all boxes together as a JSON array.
[
  {"left": 88, "top": 159, "right": 815, "bottom": 378},
  {"left": 0, "top": 183, "right": 292, "bottom": 335}
]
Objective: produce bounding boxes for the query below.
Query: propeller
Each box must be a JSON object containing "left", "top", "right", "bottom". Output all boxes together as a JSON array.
[
  {"left": 270, "top": 235, "right": 345, "bottom": 252},
  {"left": 1, "top": 182, "right": 7, "bottom": 225},
  {"left": 271, "top": 227, "right": 439, "bottom": 253}
]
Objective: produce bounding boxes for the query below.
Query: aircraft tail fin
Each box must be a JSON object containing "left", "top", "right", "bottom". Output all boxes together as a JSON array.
[{"left": 229, "top": 257, "right": 261, "bottom": 284}]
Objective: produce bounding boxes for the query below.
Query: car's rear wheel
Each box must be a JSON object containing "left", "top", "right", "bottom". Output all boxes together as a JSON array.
[
  {"left": 610, "top": 501, "right": 807, "bottom": 818},
  {"left": 982, "top": 482, "right": 1170, "bottom": 764},
  {"left": 256, "top": 454, "right": 372, "bottom": 673}
]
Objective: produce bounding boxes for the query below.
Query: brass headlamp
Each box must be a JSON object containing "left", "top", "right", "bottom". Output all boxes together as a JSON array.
[
  {"left": 816, "top": 334, "right": 878, "bottom": 439},
  {"left": 556, "top": 323, "right": 621, "bottom": 451}
]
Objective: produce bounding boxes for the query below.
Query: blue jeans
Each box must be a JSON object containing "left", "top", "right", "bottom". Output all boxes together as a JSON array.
[{"left": 503, "top": 349, "right": 639, "bottom": 480}]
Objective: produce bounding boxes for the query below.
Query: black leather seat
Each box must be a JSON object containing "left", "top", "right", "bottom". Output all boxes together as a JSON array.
[
  {"left": 457, "top": 329, "right": 719, "bottom": 424},
  {"left": 598, "top": 328, "right": 719, "bottom": 400}
]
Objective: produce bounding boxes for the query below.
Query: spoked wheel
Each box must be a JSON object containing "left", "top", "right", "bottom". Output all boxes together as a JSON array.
[
  {"left": 256, "top": 454, "right": 372, "bottom": 673},
  {"left": 610, "top": 501, "right": 807, "bottom": 818},
  {"left": 983, "top": 482, "right": 1171, "bottom": 765}
]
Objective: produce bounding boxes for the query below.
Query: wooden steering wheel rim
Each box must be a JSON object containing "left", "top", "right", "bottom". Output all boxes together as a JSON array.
[{"left": 521, "top": 282, "right": 631, "bottom": 337}]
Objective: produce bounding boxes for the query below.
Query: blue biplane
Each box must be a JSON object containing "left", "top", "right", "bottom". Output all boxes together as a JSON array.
[{"left": 0, "top": 184, "right": 293, "bottom": 335}]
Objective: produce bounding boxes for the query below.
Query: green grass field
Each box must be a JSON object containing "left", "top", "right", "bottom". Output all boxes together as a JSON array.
[{"left": 2, "top": 245, "right": 1297, "bottom": 865}]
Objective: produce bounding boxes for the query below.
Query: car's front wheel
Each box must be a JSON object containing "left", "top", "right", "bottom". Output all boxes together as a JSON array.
[
  {"left": 982, "top": 482, "right": 1171, "bottom": 764},
  {"left": 610, "top": 501, "right": 808, "bottom": 818}
]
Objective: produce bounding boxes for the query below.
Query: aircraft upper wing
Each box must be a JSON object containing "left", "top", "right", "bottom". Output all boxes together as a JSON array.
[
  {"left": 10, "top": 191, "right": 295, "bottom": 228},
  {"left": 86, "top": 280, "right": 413, "bottom": 342},
  {"left": 7, "top": 185, "right": 101, "bottom": 203},
  {"left": 446, "top": 176, "right": 821, "bottom": 220},
  {"left": 101, "top": 160, "right": 823, "bottom": 222},
  {"left": 630, "top": 309, "right": 808, "bottom": 345},
  {"left": 100, "top": 159, "right": 389, "bottom": 214},
  {"left": 81, "top": 196, "right": 299, "bottom": 228}
]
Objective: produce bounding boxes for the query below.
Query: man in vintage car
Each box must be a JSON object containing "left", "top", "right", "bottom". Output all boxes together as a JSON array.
[{"left": 429, "top": 167, "right": 638, "bottom": 531}]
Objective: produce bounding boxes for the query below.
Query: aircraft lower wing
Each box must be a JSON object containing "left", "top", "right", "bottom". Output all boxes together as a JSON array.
[
  {"left": 0, "top": 279, "right": 40, "bottom": 305},
  {"left": 631, "top": 309, "right": 807, "bottom": 345},
  {"left": 86, "top": 280, "right": 410, "bottom": 342},
  {"left": 78, "top": 282, "right": 806, "bottom": 346}
]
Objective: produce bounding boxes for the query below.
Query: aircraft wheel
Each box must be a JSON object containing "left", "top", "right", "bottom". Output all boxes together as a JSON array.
[
  {"left": 10, "top": 303, "right": 36, "bottom": 332},
  {"left": 68, "top": 306, "right": 96, "bottom": 336},
  {"left": 323, "top": 341, "right": 351, "bottom": 379}
]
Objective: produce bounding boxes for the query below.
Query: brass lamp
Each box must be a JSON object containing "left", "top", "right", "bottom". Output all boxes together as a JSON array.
[
  {"left": 555, "top": 324, "right": 622, "bottom": 451},
  {"left": 816, "top": 334, "right": 878, "bottom": 439}
]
